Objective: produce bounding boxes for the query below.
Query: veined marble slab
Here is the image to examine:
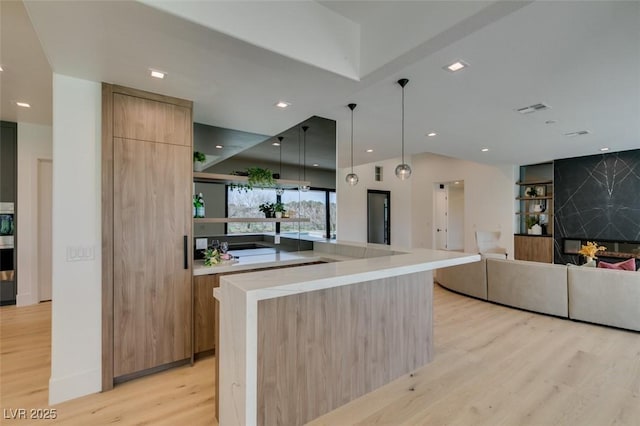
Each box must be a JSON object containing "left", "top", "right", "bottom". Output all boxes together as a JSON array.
[{"left": 215, "top": 241, "right": 480, "bottom": 426}]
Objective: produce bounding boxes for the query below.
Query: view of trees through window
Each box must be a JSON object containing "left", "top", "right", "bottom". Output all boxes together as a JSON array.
[{"left": 227, "top": 187, "right": 336, "bottom": 238}]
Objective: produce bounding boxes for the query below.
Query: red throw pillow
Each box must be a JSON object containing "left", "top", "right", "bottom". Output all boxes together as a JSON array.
[{"left": 597, "top": 258, "right": 636, "bottom": 271}]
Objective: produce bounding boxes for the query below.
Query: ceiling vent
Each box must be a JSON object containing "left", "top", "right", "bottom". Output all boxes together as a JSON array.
[
  {"left": 516, "top": 103, "right": 551, "bottom": 114},
  {"left": 564, "top": 130, "right": 591, "bottom": 137}
]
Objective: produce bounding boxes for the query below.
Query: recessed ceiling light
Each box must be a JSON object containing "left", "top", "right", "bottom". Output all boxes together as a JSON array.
[
  {"left": 215, "top": 145, "right": 223, "bottom": 149},
  {"left": 150, "top": 69, "right": 165, "bottom": 79},
  {"left": 366, "top": 149, "right": 373, "bottom": 153},
  {"left": 272, "top": 142, "right": 280, "bottom": 146},
  {"left": 312, "top": 163, "right": 319, "bottom": 167},
  {"left": 481, "top": 148, "right": 489, "bottom": 152},
  {"left": 427, "top": 132, "right": 437, "bottom": 137},
  {"left": 16, "top": 102, "right": 31, "bottom": 108},
  {"left": 275, "top": 101, "right": 290, "bottom": 109},
  {"left": 454, "top": 181, "right": 460, "bottom": 185},
  {"left": 600, "top": 147, "right": 609, "bottom": 152},
  {"left": 444, "top": 60, "right": 469, "bottom": 72}
]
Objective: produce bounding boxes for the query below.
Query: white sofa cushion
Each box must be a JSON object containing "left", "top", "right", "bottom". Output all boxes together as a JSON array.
[
  {"left": 436, "top": 258, "right": 487, "bottom": 300},
  {"left": 487, "top": 258, "right": 568, "bottom": 317},
  {"left": 568, "top": 265, "right": 640, "bottom": 331}
]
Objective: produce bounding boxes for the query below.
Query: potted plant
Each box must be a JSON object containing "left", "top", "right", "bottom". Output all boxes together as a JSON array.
[
  {"left": 230, "top": 167, "right": 277, "bottom": 192},
  {"left": 525, "top": 187, "right": 537, "bottom": 198},
  {"left": 525, "top": 216, "right": 542, "bottom": 235},
  {"left": 193, "top": 151, "right": 206, "bottom": 172},
  {"left": 258, "top": 202, "right": 275, "bottom": 218},
  {"left": 273, "top": 202, "right": 286, "bottom": 218}
]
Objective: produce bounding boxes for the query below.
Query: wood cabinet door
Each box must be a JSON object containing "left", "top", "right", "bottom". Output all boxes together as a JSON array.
[
  {"left": 113, "top": 93, "right": 192, "bottom": 147},
  {"left": 113, "top": 137, "right": 192, "bottom": 377},
  {"left": 514, "top": 235, "right": 553, "bottom": 263},
  {"left": 193, "top": 274, "right": 219, "bottom": 354}
]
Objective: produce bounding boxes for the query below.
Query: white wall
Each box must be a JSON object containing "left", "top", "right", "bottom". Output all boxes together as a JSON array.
[
  {"left": 337, "top": 157, "right": 413, "bottom": 248},
  {"left": 411, "top": 153, "right": 516, "bottom": 257},
  {"left": 16, "top": 122, "right": 52, "bottom": 306},
  {"left": 336, "top": 153, "right": 516, "bottom": 256},
  {"left": 49, "top": 74, "right": 102, "bottom": 404}
]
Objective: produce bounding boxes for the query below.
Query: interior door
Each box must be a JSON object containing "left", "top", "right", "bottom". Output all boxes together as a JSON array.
[
  {"left": 435, "top": 185, "right": 447, "bottom": 250},
  {"left": 367, "top": 190, "right": 390, "bottom": 245},
  {"left": 446, "top": 183, "right": 465, "bottom": 251},
  {"left": 113, "top": 137, "right": 191, "bottom": 378},
  {"left": 38, "top": 159, "right": 52, "bottom": 301}
]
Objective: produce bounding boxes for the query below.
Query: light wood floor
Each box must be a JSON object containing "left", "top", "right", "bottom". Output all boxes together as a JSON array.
[
  {"left": 312, "top": 285, "right": 640, "bottom": 425},
  {"left": 1, "top": 285, "right": 639, "bottom": 425},
  {"left": 0, "top": 302, "right": 217, "bottom": 425}
]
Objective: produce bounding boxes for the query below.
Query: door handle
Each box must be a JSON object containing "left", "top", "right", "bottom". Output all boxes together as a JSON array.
[{"left": 183, "top": 235, "right": 188, "bottom": 269}]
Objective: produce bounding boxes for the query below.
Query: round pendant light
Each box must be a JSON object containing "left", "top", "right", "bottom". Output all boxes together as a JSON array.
[
  {"left": 346, "top": 103, "right": 359, "bottom": 186},
  {"left": 300, "top": 126, "right": 310, "bottom": 192},
  {"left": 395, "top": 78, "right": 412, "bottom": 180}
]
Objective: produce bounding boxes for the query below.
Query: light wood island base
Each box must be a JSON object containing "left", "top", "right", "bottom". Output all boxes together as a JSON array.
[
  {"left": 215, "top": 244, "right": 479, "bottom": 425},
  {"left": 257, "top": 272, "right": 432, "bottom": 425}
]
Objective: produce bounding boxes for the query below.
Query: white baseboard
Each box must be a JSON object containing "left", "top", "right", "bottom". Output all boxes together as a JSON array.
[
  {"left": 16, "top": 292, "right": 37, "bottom": 307},
  {"left": 49, "top": 368, "right": 101, "bottom": 405}
]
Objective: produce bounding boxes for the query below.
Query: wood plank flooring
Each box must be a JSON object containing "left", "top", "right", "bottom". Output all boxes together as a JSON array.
[
  {"left": 311, "top": 285, "right": 640, "bottom": 426},
  {"left": 1, "top": 285, "right": 639, "bottom": 425},
  {"left": 0, "top": 302, "right": 217, "bottom": 425}
]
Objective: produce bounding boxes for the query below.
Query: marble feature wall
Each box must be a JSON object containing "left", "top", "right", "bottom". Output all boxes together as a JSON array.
[{"left": 554, "top": 149, "right": 640, "bottom": 264}]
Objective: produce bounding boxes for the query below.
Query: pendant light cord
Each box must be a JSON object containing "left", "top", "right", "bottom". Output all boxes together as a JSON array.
[
  {"left": 278, "top": 136, "right": 283, "bottom": 176},
  {"left": 401, "top": 83, "right": 405, "bottom": 164},
  {"left": 351, "top": 108, "right": 354, "bottom": 173},
  {"left": 302, "top": 126, "right": 307, "bottom": 181}
]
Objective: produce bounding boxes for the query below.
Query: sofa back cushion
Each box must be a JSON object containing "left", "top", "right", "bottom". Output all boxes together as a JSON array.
[
  {"left": 436, "top": 258, "right": 487, "bottom": 300},
  {"left": 568, "top": 266, "right": 640, "bottom": 331},
  {"left": 487, "top": 259, "right": 568, "bottom": 317},
  {"left": 597, "top": 258, "right": 637, "bottom": 271}
]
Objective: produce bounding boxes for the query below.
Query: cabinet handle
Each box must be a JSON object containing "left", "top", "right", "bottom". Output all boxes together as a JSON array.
[{"left": 183, "top": 235, "right": 188, "bottom": 269}]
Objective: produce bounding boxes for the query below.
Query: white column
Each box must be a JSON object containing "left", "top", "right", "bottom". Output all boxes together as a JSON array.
[{"left": 49, "top": 74, "right": 102, "bottom": 404}]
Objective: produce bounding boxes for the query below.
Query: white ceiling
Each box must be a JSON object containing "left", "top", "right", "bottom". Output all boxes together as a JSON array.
[
  {"left": 0, "top": 0, "right": 51, "bottom": 125},
  {"left": 3, "top": 0, "right": 639, "bottom": 168}
]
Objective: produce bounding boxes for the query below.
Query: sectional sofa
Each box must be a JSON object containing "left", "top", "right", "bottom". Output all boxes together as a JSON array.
[{"left": 436, "top": 257, "right": 640, "bottom": 332}]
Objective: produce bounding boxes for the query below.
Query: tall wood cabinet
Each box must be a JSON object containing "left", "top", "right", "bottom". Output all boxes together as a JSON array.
[{"left": 102, "top": 85, "right": 193, "bottom": 387}]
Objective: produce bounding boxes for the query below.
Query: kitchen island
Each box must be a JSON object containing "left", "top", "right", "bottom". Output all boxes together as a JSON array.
[{"left": 214, "top": 241, "right": 479, "bottom": 425}]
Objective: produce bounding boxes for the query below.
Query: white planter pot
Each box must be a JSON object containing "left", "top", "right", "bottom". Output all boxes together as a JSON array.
[{"left": 275, "top": 212, "right": 282, "bottom": 219}]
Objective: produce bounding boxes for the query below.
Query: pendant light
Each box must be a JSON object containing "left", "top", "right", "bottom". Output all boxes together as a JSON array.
[
  {"left": 276, "top": 136, "right": 284, "bottom": 195},
  {"left": 345, "top": 103, "right": 359, "bottom": 186},
  {"left": 300, "top": 126, "right": 310, "bottom": 192},
  {"left": 395, "top": 78, "right": 412, "bottom": 180}
]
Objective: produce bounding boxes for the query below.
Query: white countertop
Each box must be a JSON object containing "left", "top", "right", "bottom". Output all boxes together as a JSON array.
[
  {"left": 193, "top": 250, "right": 351, "bottom": 276},
  {"left": 214, "top": 247, "right": 480, "bottom": 301}
]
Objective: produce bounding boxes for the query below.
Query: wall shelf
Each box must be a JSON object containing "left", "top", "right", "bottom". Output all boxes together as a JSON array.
[
  {"left": 516, "top": 179, "right": 553, "bottom": 185},
  {"left": 515, "top": 196, "right": 553, "bottom": 200},
  {"left": 193, "top": 217, "right": 310, "bottom": 224},
  {"left": 193, "top": 172, "right": 310, "bottom": 189}
]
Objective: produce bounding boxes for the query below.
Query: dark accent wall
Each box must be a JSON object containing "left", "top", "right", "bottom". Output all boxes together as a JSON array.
[{"left": 554, "top": 149, "right": 640, "bottom": 264}]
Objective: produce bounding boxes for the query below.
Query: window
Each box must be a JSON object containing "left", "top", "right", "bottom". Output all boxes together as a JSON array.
[
  {"left": 226, "top": 187, "right": 277, "bottom": 234},
  {"left": 226, "top": 187, "right": 336, "bottom": 238}
]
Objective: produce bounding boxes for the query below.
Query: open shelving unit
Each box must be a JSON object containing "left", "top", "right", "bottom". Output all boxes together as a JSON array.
[
  {"left": 193, "top": 217, "right": 310, "bottom": 224},
  {"left": 515, "top": 164, "right": 554, "bottom": 263},
  {"left": 193, "top": 172, "right": 310, "bottom": 189}
]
